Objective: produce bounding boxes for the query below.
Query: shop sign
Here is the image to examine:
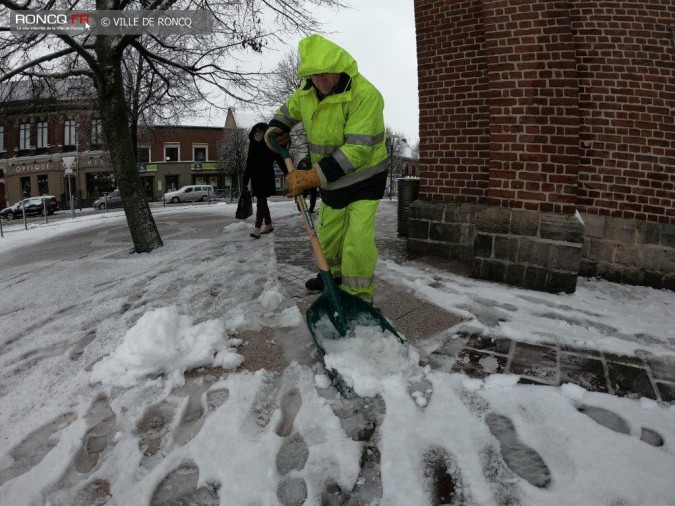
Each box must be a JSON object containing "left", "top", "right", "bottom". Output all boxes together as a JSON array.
[
  {"left": 138, "top": 164, "right": 158, "bottom": 173},
  {"left": 9, "top": 157, "right": 102, "bottom": 174},
  {"left": 191, "top": 162, "right": 217, "bottom": 171}
]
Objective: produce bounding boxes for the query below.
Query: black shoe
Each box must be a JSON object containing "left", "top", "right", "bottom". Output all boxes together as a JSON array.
[{"left": 305, "top": 274, "right": 342, "bottom": 292}]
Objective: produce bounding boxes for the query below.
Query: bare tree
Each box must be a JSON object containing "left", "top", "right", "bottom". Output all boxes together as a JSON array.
[
  {"left": 259, "top": 49, "right": 303, "bottom": 108},
  {"left": 218, "top": 127, "right": 249, "bottom": 192},
  {"left": 257, "top": 49, "right": 308, "bottom": 163},
  {"left": 121, "top": 40, "right": 203, "bottom": 161},
  {"left": 0, "top": 0, "right": 346, "bottom": 253},
  {"left": 385, "top": 128, "right": 408, "bottom": 197},
  {"left": 409, "top": 141, "right": 419, "bottom": 160}
]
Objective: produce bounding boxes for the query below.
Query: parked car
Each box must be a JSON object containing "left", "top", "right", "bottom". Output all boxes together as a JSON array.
[
  {"left": 163, "top": 185, "right": 214, "bottom": 203},
  {"left": 92, "top": 189, "right": 123, "bottom": 210},
  {"left": 0, "top": 196, "right": 60, "bottom": 220}
]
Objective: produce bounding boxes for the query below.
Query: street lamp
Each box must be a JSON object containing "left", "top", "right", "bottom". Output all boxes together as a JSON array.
[{"left": 388, "top": 135, "right": 407, "bottom": 200}]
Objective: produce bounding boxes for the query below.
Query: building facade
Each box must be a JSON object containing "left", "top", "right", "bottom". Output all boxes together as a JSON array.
[
  {"left": 0, "top": 82, "right": 252, "bottom": 208},
  {"left": 412, "top": 0, "right": 674, "bottom": 292}
]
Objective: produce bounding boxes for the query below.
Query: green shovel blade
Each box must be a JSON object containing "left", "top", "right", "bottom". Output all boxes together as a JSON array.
[
  {"left": 306, "top": 271, "right": 402, "bottom": 353},
  {"left": 306, "top": 275, "right": 402, "bottom": 398}
]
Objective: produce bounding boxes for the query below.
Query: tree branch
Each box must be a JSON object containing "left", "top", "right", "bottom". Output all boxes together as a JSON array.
[{"left": 0, "top": 47, "right": 77, "bottom": 81}]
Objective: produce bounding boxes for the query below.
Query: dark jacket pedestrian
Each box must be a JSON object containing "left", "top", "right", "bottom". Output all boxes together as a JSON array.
[{"left": 243, "top": 122, "right": 287, "bottom": 238}]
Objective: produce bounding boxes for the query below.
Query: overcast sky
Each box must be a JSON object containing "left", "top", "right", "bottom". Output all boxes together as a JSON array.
[{"left": 203, "top": 0, "right": 419, "bottom": 147}]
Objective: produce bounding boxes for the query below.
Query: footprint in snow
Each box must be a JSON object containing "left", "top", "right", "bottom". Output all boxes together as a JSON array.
[
  {"left": 74, "top": 396, "right": 118, "bottom": 474},
  {"left": 485, "top": 412, "right": 551, "bottom": 489},
  {"left": 150, "top": 459, "right": 220, "bottom": 506},
  {"left": 136, "top": 400, "right": 177, "bottom": 468},
  {"left": 275, "top": 387, "right": 302, "bottom": 437},
  {"left": 0, "top": 411, "right": 77, "bottom": 486},
  {"left": 479, "top": 444, "right": 521, "bottom": 505},
  {"left": 68, "top": 328, "right": 97, "bottom": 361},
  {"left": 408, "top": 374, "right": 433, "bottom": 408},
  {"left": 578, "top": 405, "right": 665, "bottom": 447},
  {"left": 171, "top": 381, "right": 210, "bottom": 446},
  {"left": 347, "top": 442, "right": 383, "bottom": 504},
  {"left": 72, "top": 478, "right": 112, "bottom": 506},
  {"left": 274, "top": 388, "right": 309, "bottom": 506},
  {"left": 277, "top": 477, "right": 308, "bottom": 506},
  {"left": 330, "top": 395, "right": 386, "bottom": 442},
  {"left": 137, "top": 383, "right": 230, "bottom": 468},
  {"left": 276, "top": 432, "right": 309, "bottom": 475},
  {"left": 423, "top": 446, "right": 469, "bottom": 505}
]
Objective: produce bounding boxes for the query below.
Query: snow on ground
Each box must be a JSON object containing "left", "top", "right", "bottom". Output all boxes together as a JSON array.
[{"left": 0, "top": 201, "right": 673, "bottom": 506}]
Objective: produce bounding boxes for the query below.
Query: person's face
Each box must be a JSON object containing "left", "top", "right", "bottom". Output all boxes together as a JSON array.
[
  {"left": 254, "top": 129, "right": 264, "bottom": 142},
  {"left": 310, "top": 73, "right": 341, "bottom": 96}
]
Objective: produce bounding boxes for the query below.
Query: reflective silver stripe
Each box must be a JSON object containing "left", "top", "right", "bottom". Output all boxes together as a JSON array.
[
  {"left": 344, "top": 132, "right": 384, "bottom": 146},
  {"left": 325, "top": 157, "right": 389, "bottom": 190},
  {"left": 273, "top": 104, "right": 300, "bottom": 129},
  {"left": 342, "top": 275, "right": 374, "bottom": 290},
  {"left": 332, "top": 148, "right": 355, "bottom": 174},
  {"left": 308, "top": 142, "right": 339, "bottom": 156}
]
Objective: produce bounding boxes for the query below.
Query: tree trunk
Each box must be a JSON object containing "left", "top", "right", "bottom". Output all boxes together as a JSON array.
[{"left": 95, "top": 37, "right": 163, "bottom": 253}]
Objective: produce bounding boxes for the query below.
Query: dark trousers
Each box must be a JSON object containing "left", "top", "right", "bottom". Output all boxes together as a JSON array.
[{"left": 255, "top": 196, "right": 271, "bottom": 228}]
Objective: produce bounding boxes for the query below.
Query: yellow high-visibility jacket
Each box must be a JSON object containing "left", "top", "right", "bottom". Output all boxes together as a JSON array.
[{"left": 270, "top": 34, "right": 388, "bottom": 209}]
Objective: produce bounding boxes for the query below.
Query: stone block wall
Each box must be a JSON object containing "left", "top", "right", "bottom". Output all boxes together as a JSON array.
[
  {"left": 581, "top": 214, "right": 675, "bottom": 290},
  {"left": 408, "top": 201, "right": 584, "bottom": 293},
  {"left": 413, "top": 0, "right": 674, "bottom": 292}
]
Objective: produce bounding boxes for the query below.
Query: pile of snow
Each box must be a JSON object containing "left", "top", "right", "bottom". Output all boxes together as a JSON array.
[
  {"left": 322, "top": 324, "right": 419, "bottom": 397},
  {"left": 90, "top": 306, "right": 242, "bottom": 388}
]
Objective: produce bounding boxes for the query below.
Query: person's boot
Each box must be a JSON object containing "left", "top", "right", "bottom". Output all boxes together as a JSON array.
[
  {"left": 261, "top": 224, "right": 274, "bottom": 234},
  {"left": 250, "top": 227, "right": 261, "bottom": 239},
  {"left": 305, "top": 273, "right": 342, "bottom": 292}
]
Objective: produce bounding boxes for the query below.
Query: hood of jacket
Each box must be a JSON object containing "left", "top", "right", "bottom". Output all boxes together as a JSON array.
[
  {"left": 297, "top": 34, "right": 358, "bottom": 78},
  {"left": 248, "top": 122, "right": 268, "bottom": 142}
]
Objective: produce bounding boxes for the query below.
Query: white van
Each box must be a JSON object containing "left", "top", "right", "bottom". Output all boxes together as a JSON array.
[{"left": 164, "top": 185, "right": 214, "bottom": 203}]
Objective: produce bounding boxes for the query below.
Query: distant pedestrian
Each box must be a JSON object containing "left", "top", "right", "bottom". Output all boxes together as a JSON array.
[{"left": 243, "top": 122, "right": 287, "bottom": 239}]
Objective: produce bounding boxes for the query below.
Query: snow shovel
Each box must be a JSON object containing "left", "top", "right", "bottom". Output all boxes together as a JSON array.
[{"left": 268, "top": 134, "right": 403, "bottom": 395}]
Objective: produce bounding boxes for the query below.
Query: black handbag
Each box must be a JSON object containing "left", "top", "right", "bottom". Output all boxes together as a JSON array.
[{"left": 235, "top": 190, "right": 253, "bottom": 219}]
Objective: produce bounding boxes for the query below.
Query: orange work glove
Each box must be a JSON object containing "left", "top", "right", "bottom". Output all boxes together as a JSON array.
[
  {"left": 286, "top": 166, "right": 321, "bottom": 197},
  {"left": 264, "top": 127, "right": 291, "bottom": 153}
]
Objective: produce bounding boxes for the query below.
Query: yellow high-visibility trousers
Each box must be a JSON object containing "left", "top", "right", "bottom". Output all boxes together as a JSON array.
[{"left": 317, "top": 199, "right": 380, "bottom": 301}]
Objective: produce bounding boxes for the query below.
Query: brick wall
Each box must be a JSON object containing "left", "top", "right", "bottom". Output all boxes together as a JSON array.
[
  {"left": 141, "top": 127, "right": 224, "bottom": 162},
  {"left": 571, "top": 1, "right": 675, "bottom": 225},
  {"left": 412, "top": 0, "right": 675, "bottom": 291},
  {"left": 483, "top": 0, "right": 579, "bottom": 214},
  {"left": 415, "top": 0, "right": 491, "bottom": 203}
]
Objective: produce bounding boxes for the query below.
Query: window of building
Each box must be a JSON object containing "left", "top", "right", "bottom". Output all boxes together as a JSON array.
[
  {"left": 20, "top": 123, "right": 31, "bottom": 150},
  {"left": 0, "top": 125, "right": 4, "bottom": 152},
  {"left": 164, "top": 144, "right": 179, "bottom": 161},
  {"left": 91, "top": 119, "right": 103, "bottom": 147},
  {"left": 137, "top": 146, "right": 150, "bottom": 163},
  {"left": 38, "top": 174, "right": 49, "bottom": 195},
  {"left": 64, "top": 120, "right": 77, "bottom": 146},
  {"left": 86, "top": 172, "right": 116, "bottom": 196},
  {"left": 193, "top": 145, "right": 208, "bottom": 161},
  {"left": 37, "top": 121, "right": 48, "bottom": 149}
]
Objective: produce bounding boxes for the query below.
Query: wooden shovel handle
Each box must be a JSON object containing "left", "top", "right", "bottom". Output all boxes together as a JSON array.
[{"left": 285, "top": 158, "right": 330, "bottom": 272}]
